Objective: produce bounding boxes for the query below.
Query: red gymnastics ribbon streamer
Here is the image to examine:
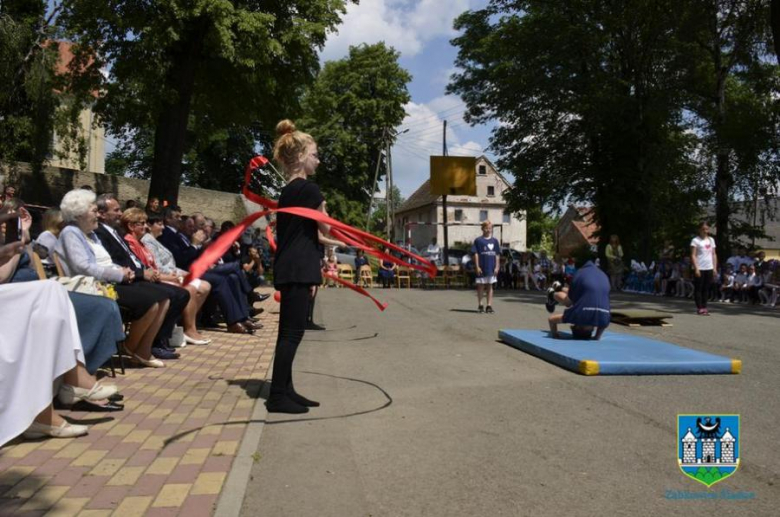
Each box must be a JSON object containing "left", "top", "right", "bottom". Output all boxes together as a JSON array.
[
  {"left": 242, "top": 155, "right": 434, "bottom": 277},
  {"left": 322, "top": 273, "right": 389, "bottom": 311},
  {"left": 263, "top": 219, "right": 389, "bottom": 311},
  {"left": 186, "top": 156, "right": 437, "bottom": 311}
]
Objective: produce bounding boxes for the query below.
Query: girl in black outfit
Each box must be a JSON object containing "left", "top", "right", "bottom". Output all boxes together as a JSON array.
[{"left": 267, "top": 120, "right": 343, "bottom": 414}]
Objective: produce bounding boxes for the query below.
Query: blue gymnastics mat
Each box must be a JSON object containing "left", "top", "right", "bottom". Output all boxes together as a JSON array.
[{"left": 498, "top": 330, "right": 741, "bottom": 376}]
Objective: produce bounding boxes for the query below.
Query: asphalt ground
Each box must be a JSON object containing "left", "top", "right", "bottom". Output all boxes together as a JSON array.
[{"left": 240, "top": 287, "right": 780, "bottom": 517}]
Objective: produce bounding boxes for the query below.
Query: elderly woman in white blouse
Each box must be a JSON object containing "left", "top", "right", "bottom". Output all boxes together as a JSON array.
[{"left": 54, "top": 189, "right": 169, "bottom": 367}]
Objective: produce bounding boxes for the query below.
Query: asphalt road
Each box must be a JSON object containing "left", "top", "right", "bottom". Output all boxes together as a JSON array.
[{"left": 240, "top": 288, "right": 780, "bottom": 517}]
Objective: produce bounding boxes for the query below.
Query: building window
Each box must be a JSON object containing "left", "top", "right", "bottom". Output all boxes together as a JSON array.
[
  {"left": 478, "top": 164, "right": 487, "bottom": 175},
  {"left": 454, "top": 209, "right": 463, "bottom": 222},
  {"left": 480, "top": 210, "right": 488, "bottom": 222},
  {"left": 503, "top": 212, "right": 511, "bottom": 223},
  {"left": 487, "top": 186, "right": 495, "bottom": 197}
]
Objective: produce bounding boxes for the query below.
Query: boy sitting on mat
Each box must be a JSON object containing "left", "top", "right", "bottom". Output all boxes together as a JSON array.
[{"left": 545, "top": 249, "right": 611, "bottom": 340}]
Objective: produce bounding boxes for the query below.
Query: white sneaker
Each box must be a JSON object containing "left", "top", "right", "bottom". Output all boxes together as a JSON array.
[{"left": 23, "top": 420, "right": 89, "bottom": 439}]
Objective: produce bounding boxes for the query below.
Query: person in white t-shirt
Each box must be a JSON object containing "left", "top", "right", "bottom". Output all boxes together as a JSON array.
[{"left": 690, "top": 221, "right": 717, "bottom": 315}]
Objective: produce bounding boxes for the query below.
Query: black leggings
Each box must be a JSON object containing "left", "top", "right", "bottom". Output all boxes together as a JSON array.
[
  {"left": 693, "top": 270, "right": 713, "bottom": 309},
  {"left": 270, "top": 284, "right": 311, "bottom": 398}
]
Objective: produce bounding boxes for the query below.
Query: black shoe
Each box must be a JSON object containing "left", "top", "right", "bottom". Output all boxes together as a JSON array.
[
  {"left": 306, "top": 322, "right": 326, "bottom": 331},
  {"left": 249, "top": 292, "right": 270, "bottom": 304},
  {"left": 152, "top": 347, "right": 180, "bottom": 360},
  {"left": 265, "top": 396, "right": 309, "bottom": 414},
  {"left": 478, "top": 305, "right": 484, "bottom": 313},
  {"left": 485, "top": 305, "right": 494, "bottom": 314},
  {"left": 545, "top": 287, "right": 557, "bottom": 313},
  {"left": 251, "top": 307, "right": 265, "bottom": 317},
  {"left": 71, "top": 400, "right": 124, "bottom": 412},
  {"left": 289, "top": 390, "right": 320, "bottom": 407}
]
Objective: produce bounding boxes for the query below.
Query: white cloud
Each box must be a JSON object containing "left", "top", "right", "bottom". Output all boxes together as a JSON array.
[{"left": 321, "top": 0, "right": 471, "bottom": 61}]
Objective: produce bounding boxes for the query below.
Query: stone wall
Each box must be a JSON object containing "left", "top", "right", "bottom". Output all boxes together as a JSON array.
[{"left": 3, "top": 163, "right": 248, "bottom": 225}]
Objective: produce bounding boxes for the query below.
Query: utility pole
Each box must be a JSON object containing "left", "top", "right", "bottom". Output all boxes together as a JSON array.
[
  {"left": 366, "top": 128, "right": 387, "bottom": 230},
  {"left": 386, "top": 137, "right": 392, "bottom": 242},
  {"left": 442, "top": 120, "right": 449, "bottom": 267}
]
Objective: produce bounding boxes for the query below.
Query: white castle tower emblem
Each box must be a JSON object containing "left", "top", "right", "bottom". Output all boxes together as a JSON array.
[
  {"left": 679, "top": 417, "right": 737, "bottom": 466},
  {"left": 678, "top": 415, "right": 740, "bottom": 487}
]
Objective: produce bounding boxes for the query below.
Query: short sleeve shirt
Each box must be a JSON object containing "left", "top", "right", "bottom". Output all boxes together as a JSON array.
[
  {"left": 690, "top": 236, "right": 716, "bottom": 271},
  {"left": 273, "top": 178, "right": 325, "bottom": 287},
  {"left": 471, "top": 236, "right": 500, "bottom": 277}
]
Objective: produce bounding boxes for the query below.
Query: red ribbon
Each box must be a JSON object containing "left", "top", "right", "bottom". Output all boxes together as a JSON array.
[{"left": 185, "top": 156, "right": 437, "bottom": 311}]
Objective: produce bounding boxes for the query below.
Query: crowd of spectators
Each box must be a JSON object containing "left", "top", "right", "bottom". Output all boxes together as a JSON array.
[
  {"left": 0, "top": 184, "right": 270, "bottom": 446},
  {"left": 621, "top": 245, "right": 778, "bottom": 308}
]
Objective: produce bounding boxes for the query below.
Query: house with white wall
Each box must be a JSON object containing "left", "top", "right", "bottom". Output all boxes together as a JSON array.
[{"left": 394, "top": 156, "right": 526, "bottom": 251}]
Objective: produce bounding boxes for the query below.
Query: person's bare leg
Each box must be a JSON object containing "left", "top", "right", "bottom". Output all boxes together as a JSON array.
[
  {"left": 32, "top": 404, "right": 66, "bottom": 427},
  {"left": 476, "top": 283, "right": 484, "bottom": 307},
  {"left": 182, "top": 284, "right": 209, "bottom": 341},
  {"left": 554, "top": 291, "right": 572, "bottom": 307},
  {"left": 486, "top": 283, "right": 494, "bottom": 307},
  {"left": 136, "top": 300, "right": 169, "bottom": 359},
  {"left": 123, "top": 303, "right": 159, "bottom": 355},
  {"left": 548, "top": 314, "right": 564, "bottom": 338},
  {"left": 594, "top": 327, "right": 606, "bottom": 341},
  {"left": 63, "top": 363, "right": 98, "bottom": 390}
]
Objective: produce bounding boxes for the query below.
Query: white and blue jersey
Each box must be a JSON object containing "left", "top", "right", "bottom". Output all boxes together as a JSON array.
[
  {"left": 562, "top": 261, "right": 611, "bottom": 328},
  {"left": 471, "top": 236, "right": 500, "bottom": 277}
]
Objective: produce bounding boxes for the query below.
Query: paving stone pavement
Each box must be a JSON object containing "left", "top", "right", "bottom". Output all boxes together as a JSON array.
[{"left": 0, "top": 291, "right": 277, "bottom": 517}]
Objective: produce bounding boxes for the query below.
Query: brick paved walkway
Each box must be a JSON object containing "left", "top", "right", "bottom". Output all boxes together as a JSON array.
[{"left": 0, "top": 291, "right": 277, "bottom": 516}]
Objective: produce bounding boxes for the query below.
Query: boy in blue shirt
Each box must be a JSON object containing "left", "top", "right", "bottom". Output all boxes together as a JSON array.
[
  {"left": 471, "top": 220, "right": 501, "bottom": 313},
  {"left": 546, "top": 252, "right": 611, "bottom": 340}
]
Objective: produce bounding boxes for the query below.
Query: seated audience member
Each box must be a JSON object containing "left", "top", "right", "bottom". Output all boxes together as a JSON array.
[
  {"left": 727, "top": 247, "right": 751, "bottom": 272},
  {"left": 324, "top": 246, "right": 339, "bottom": 286},
  {"left": 3, "top": 205, "right": 126, "bottom": 387},
  {"left": 145, "top": 197, "right": 162, "bottom": 217},
  {"left": 720, "top": 266, "right": 735, "bottom": 302},
  {"left": 378, "top": 247, "right": 397, "bottom": 288},
  {"left": 55, "top": 189, "right": 170, "bottom": 367},
  {"left": 124, "top": 200, "right": 137, "bottom": 210},
  {"left": 746, "top": 264, "right": 763, "bottom": 304},
  {"left": 533, "top": 259, "right": 547, "bottom": 290},
  {"left": 1, "top": 248, "right": 121, "bottom": 444},
  {"left": 733, "top": 263, "right": 749, "bottom": 302},
  {"left": 157, "top": 206, "right": 260, "bottom": 334},
  {"left": 242, "top": 246, "right": 266, "bottom": 288},
  {"left": 354, "top": 248, "right": 369, "bottom": 270},
  {"left": 759, "top": 264, "right": 779, "bottom": 307},
  {"left": 122, "top": 208, "right": 212, "bottom": 345},
  {"left": 679, "top": 258, "right": 694, "bottom": 298},
  {"left": 34, "top": 208, "right": 63, "bottom": 273},
  {"left": 1, "top": 184, "right": 16, "bottom": 204},
  {"left": 94, "top": 194, "right": 190, "bottom": 358},
  {"left": 546, "top": 252, "right": 610, "bottom": 340}
]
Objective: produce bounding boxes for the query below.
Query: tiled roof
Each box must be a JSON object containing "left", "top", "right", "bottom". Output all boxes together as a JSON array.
[{"left": 397, "top": 179, "right": 438, "bottom": 213}]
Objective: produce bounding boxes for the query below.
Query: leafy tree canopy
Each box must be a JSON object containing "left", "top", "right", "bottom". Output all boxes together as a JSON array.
[{"left": 298, "top": 42, "right": 411, "bottom": 227}]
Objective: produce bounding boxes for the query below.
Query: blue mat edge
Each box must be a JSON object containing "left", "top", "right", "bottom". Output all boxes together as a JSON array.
[{"left": 498, "top": 330, "right": 741, "bottom": 376}]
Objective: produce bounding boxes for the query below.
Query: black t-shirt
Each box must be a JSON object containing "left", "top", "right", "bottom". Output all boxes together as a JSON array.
[{"left": 274, "top": 178, "right": 325, "bottom": 287}]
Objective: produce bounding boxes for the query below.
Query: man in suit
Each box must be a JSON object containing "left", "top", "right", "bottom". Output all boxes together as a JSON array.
[
  {"left": 158, "top": 206, "right": 259, "bottom": 334},
  {"left": 95, "top": 195, "right": 190, "bottom": 358}
]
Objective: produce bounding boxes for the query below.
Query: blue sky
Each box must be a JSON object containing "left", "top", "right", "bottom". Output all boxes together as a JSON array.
[{"left": 320, "top": 0, "right": 496, "bottom": 198}]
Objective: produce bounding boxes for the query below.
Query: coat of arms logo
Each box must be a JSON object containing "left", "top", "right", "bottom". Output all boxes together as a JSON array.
[{"left": 678, "top": 414, "right": 740, "bottom": 487}]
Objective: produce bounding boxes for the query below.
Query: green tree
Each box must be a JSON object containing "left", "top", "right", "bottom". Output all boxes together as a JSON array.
[
  {"left": 61, "top": 0, "right": 356, "bottom": 204},
  {"left": 448, "top": 1, "right": 707, "bottom": 261},
  {"left": 298, "top": 43, "right": 412, "bottom": 227},
  {"left": 0, "top": 1, "right": 84, "bottom": 174},
  {"left": 370, "top": 184, "right": 405, "bottom": 238},
  {"left": 677, "top": 0, "right": 777, "bottom": 259}
]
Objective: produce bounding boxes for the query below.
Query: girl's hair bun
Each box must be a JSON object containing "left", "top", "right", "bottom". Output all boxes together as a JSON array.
[{"left": 276, "top": 119, "right": 296, "bottom": 137}]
